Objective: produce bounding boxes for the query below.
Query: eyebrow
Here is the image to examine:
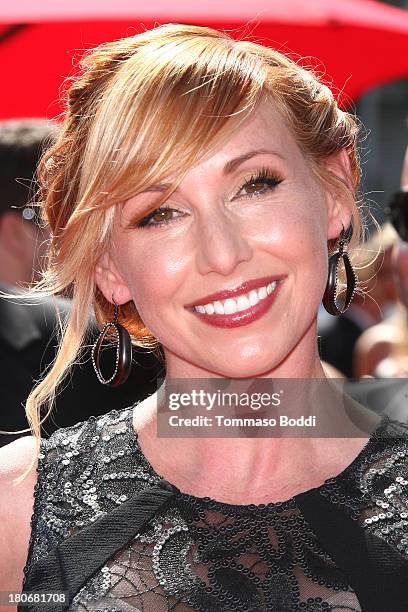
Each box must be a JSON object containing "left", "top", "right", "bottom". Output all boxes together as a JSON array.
[
  {"left": 143, "top": 148, "right": 285, "bottom": 193},
  {"left": 223, "top": 148, "right": 285, "bottom": 175}
]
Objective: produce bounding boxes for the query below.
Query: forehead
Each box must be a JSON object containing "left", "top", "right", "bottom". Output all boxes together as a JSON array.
[
  {"left": 165, "top": 100, "right": 305, "bottom": 185},
  {"left": 236, "top": 100, "right": 289, "bottom": 137},
  {"left": 120, "top": 98, "right": 308, "bottom": 209}
]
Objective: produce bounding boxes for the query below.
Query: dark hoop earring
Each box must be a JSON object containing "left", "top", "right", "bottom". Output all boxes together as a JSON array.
[
  {"left": 92, "top": 301, "right": 132, "bottom": 387},
  {"left": 322, "top": 224, "right": 357, "bottom": 316}
]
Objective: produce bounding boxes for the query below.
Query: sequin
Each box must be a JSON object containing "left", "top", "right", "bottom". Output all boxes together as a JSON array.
[{"left": 22, "top": 407, "right": 408, "bottom": 611}]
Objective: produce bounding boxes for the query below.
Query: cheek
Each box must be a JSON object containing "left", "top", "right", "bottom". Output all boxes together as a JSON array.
[
  {"left": 116, "top": 234, "right": 189, "bottom": 317},
  {"left": 248, "top": 197, "right": 329, "bottom": 315},
  {"left": 248, "top": 196, "right": 328, "bottom": 266}
]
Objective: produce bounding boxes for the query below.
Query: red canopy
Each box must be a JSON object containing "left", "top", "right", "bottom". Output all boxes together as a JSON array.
[{"left": 1, "top": 0, "right": 408, "bottom": 118}]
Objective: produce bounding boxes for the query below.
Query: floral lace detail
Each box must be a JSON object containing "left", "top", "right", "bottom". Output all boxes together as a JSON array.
[{"left": 22, "top": 407, "right": 408, "bottom": 611}]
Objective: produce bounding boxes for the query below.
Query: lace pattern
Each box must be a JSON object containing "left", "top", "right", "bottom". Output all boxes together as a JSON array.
[{"left": 22, "top": 407, "right": 408, "bottom": 611}]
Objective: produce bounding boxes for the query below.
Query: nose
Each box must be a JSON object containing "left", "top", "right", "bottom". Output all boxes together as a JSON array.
[{"left": 195, "top": 212, "right": 253, "bottom": 276}]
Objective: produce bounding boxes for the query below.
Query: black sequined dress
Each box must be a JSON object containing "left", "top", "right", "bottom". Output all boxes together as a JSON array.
[{"left": 21, "top": 406, "right": 408, "bottom": 611}]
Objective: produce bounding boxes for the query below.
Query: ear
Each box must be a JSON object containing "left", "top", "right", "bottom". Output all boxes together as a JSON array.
[
  {"left": 95, "top": 251, "right": 133, "bottom": 305},
  {"left": 321, "top": 148, "right": 354, "bottom": 241}
]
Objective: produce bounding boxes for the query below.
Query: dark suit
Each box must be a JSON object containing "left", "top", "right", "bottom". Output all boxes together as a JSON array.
[
  {"left": 0, "top": 286, "right": 163, "bottom": 446},
  {"left": 318, "top": 311, "right": 363, "bottom": 378}
]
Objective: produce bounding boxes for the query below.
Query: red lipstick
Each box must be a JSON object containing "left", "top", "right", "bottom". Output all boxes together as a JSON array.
[
  {"left": 185, "top": 276, "right": 285, "bottom": 329},
  {"left": 185, "top": 275, "right": 286, "bottom": 308}
]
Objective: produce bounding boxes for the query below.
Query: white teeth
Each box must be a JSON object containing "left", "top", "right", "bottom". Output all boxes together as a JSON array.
[
  {"left": 204, "top": 303, "right": 215, "bottom": 315},
  {"left": 213, "top": 300, "right": 225, "bottom": 315},
  {"left": 237, "top": 295, "right": 250, "bottom": 312},
  {"left": 249, "top": 290, "right": 259, "bottom": 306},
  {"left": 193, "top": 280, "right": 279, "bottom": 315},
  {"left": 224, "top": 298, "right": 237, "bottom": 315}
]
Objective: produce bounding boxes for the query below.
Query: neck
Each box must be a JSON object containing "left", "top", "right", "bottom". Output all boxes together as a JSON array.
[
  {"left": 134, "top": 388, "right": 377, "bottom": 504},
  {"left": 134, "top": 319, "right": 378, "bottom": 505}
]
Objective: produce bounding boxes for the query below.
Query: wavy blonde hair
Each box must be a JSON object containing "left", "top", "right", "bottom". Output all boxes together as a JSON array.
[{"left": 16, "top": 23, "right": 367, "bottom": 469}]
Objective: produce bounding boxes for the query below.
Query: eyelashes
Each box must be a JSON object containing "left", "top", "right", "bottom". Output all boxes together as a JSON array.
[
  {"left": 135, "top": 167, "right": 283, "bottom": 229},
  {"left": 235, "top": 167, "right": 282, "bottom": 200},
  {"left": 136, "top": 205, "right": 179, "bottom": 228}
]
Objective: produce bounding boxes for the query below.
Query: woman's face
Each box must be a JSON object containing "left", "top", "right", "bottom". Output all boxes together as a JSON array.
[{"left": 98, "top": 101, "right": 350, "bottom": 377}]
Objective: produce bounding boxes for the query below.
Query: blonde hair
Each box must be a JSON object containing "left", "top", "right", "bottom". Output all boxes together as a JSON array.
[
  {"left": 18, "top": 23, "right": 367, "bottom": 467},
  {"left": 352, "top": 222, "right": 398, "bottom": 284}
]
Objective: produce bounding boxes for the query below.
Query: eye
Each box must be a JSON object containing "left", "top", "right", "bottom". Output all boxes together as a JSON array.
[
  {"left": 235, "top": 168, "right": 283, "bottom": 199},
  {"left": 136, "top": 206, "right": 184, "bottom": 229}
]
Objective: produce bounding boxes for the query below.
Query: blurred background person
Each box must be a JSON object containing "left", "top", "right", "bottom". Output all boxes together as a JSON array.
[
  {"left": 354, "top": 148, "right": 408, "bottom": 378},
  {"left": 355, "top": 145, "right": 408, "bottom": 378},
  {"left": 318, "top": 221, "right": 399, "bottom": 378},
  {"left": 0, "top": 120, "right": 52, "bottom": 287},
  {"left": 0, "top": 119, "right": 161, "bottom": 446},
  {"left": 343, "top": 144, "right": 408, "bottom": 423}
]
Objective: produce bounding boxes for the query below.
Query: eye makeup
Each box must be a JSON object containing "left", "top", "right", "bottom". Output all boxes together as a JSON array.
[
  {"left": 134, "top": 167, "right": 283, "bottom": 229},
  {"left": 234, "top": 167, "right": 283, "bottom": 200}
]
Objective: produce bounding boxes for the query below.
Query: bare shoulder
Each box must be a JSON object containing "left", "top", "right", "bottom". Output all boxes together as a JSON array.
[
  {"left": 355, "top": 322, "right": 399, "bottom": 352},
  {"left": 0, "top": 435, "right": 38, "bottom": 476},
  {"left": 0, "top": 436, "right": 39, "bottom": 593},
  {"left": 353, "top": 322, "right": 399, "bottom": 377}
]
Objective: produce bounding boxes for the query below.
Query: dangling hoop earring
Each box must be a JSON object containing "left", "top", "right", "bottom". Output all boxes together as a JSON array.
[
  {"left": 92, "top": 299, "right": 132, "bottom": 386},
  {"left": 322, "top": 224, "right": 357, "bottom": 316}
]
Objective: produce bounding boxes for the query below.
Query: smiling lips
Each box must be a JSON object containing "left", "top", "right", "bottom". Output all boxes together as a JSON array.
[{"left": 185, "top": 276, "right": 284, "bottom": 329}]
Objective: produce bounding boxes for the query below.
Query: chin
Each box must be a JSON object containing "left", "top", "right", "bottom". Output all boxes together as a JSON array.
[{"left": 209, "top": 351, "right": 285, "bottom": 379}]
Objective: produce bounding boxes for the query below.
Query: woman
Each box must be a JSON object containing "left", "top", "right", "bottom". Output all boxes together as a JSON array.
[{"left": 1, "top": 23, "right": 408, "bottom": 612}]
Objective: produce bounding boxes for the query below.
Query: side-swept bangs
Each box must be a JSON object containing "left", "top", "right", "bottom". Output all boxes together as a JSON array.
[{"left": 78, "top": 33, "right": 267, "bottom": 225}]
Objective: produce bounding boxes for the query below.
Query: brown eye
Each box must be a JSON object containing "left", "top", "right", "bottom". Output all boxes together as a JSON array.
[
  {"left": 137, "top": 206, "right": 183, "bottom": 228},
  {"left": 244, "top": 180, "right": 269, "bottom": 195},
  {"left": 152, "top": 209, "right": 173, "bottom": 223},
  {"left": 236, "top": 170, "right": 282, "bottom": 200}
]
